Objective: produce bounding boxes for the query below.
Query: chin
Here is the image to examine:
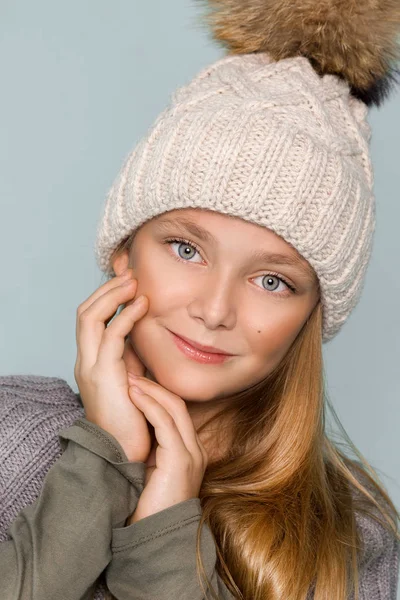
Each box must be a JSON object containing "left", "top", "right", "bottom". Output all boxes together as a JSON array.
[{"left": 150, "top": 363, "right": 219, "bottom": 402}]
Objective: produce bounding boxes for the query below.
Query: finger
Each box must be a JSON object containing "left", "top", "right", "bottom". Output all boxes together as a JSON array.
[
  {"left": 75, "top": 272, "right": 134, "bottom": 350},
  {"left": 96, "top": 295, "right": 149, "bottom": 371},
  {"left": 77, "top": 270, "right": 133, "bottom": 316},
  {"left": 129, "top": 379, "right": 204, "bottom": 460},
  {"left": 122, "top": 337, "right": 146, "bottom": 377},
  {"left": 129, "top": 389, "right": 189, "bottom": 459},
  {"left": 76, "top": 279, "right": 140, "bottom": 371}
]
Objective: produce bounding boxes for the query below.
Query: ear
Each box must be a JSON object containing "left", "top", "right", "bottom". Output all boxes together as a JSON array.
[{"left": 112, "top": 249, "right": 131, "bottom": 277}]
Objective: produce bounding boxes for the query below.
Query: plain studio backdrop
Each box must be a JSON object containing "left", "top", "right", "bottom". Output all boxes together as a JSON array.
[{"left": 1, "top": 1, "right": 399, "bottom": 585}]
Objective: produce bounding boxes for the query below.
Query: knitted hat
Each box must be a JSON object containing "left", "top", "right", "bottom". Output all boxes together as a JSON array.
[{"left": 94, "top": 0, "right": 400, "bottom": 343}]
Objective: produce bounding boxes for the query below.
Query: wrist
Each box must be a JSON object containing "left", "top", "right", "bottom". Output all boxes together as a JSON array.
[{"left": 126, "top": 513, "right": 139, "bottom": 526}]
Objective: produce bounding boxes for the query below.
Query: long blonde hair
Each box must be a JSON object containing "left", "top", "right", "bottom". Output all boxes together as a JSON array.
[{"left": 107, "top": 235, "right": 399, "bottom": 600}]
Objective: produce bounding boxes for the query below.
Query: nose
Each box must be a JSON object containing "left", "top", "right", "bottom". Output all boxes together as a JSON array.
[{"left": 187, "top": 269, "right": 237, "bottom": 330}]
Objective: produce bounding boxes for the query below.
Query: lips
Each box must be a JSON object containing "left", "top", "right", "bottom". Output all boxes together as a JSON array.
[
  {"left": 168, "top": 331, "right": 233, "bottom": 365},
  {"left": 168, "top": 330, "right": 233, "bottom": 356}
]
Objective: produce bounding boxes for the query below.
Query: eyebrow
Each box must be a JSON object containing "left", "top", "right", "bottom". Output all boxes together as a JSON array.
[{"left": 154, "top": 217, "right": 317, "bottom": 284}]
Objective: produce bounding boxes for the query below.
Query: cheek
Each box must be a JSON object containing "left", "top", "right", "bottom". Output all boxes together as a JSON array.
[
  {"left": 133, "top": 245, "right": 170, "bottom": 291},
  {"left": 133, "top": 251, "right": 193, "bottom": 311},
  {"left": 247, "top": 306, "right": 308, "bottom": 363}
]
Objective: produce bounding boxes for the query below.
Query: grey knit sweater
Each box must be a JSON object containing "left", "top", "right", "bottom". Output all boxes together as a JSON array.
[{"left": 0, "top": 374, "right": 399, "bottom": 599}]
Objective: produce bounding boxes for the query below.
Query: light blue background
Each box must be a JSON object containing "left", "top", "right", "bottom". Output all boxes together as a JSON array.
[{"left": 1, "top": 0, "right": 399, "bottom": 586}]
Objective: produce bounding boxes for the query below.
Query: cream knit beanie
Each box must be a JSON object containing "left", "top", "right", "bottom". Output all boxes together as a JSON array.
[{"left": 94, "top": 1, "right": 400, "bottom": 344}]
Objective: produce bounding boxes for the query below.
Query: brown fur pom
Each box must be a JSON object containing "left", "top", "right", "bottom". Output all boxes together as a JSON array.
[{"left": 197, "top": 0, "right": 400, "bottom": 106}]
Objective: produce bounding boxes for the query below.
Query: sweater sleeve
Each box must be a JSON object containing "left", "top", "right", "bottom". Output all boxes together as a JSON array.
[
  {"left": 105, "top": 497, "right": 236, "bottom": 599},
  {"left": 0, "top": 417, "right": 146, "bottom": 600}
]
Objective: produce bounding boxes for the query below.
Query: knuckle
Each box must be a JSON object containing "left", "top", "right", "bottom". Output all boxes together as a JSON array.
[
  {"left": 77, "top": 308, "right": 90, "bottom": 323},
  {"left": 102, "top": 326, "right": 115, "bottom": 339},
  {"left": 165, "top": 413, "right": 175, "bottom": 427},
  {"left": 175, "top": 397, "right": 187, "bottom": 412},
  {"left": 77, "top": 370, "right": 89, "bottom": 384},
  {"left": 76, "top": 304, "right": 85, "bottom": 318}
]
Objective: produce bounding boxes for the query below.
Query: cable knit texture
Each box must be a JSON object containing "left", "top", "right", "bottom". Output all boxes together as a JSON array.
[
  {"left": 94, "top": 53, "right": 375, "bottom": 343},
  {"left": 0, "top": 375, "right": 398, "bottom": 599}
]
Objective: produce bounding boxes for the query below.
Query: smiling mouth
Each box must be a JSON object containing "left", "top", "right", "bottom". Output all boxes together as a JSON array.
[
  {"left": 167, "top": 330, "right": 234, "bottom": 364},
  {"left": 170, "top": 331, "right": 233, "bottom": 355}
]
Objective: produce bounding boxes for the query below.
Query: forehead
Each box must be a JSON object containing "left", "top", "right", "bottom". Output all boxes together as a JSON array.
[{"left": 155, "top": 208, "right": 282, "bottom": 243}]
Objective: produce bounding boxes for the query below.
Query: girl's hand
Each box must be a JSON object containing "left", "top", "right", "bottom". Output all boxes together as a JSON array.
[
  {"left": 74, "top": 270, "right": 153, "bottom": 462},
  {"left": 125, "top": 376, "right": 208, "bottom": 523}
]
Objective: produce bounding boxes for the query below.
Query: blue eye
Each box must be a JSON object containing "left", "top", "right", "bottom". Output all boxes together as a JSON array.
[
  {"left": 163, "top": 237, "right": 296, "bottom": 295},
  {"left": 165, "top": 238, "right": 203, "bottom": 263},
  {"left": 254, "top": 274, "right": 296, "bottom": 294}
]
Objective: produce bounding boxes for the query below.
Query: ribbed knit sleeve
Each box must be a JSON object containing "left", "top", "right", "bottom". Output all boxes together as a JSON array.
[
  {"left": 0, "top": 375, "right": 85, "bottom": 541},
  {"left": 349, "top": 462, "right": 400, "bottom": 600},
  {"left": 355, "top": 512, "right": 400, "bottom": 599}
]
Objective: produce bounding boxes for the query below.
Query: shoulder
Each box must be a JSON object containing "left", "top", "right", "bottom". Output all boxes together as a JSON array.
[
  {"left": 355, "top": 508, "right": 399, "bottom": 598},
  {"left": 0, "top": 373, "right": 82, "bottom": 407},
  {"left": 0, "top": 374, "right": 85, "bottom": 541},
  {"left": 355, "top": 505, "right": 399, "bottom": 569},
  {"left": 0, "top": 374, "right": 84, "bottom": 442},
  {"left": 347, "top": 461, "right": 400, "bottom": 578}
]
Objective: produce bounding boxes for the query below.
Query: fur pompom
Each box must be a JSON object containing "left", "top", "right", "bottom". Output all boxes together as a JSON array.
[{"left": 198, "top": 0, "right": 400, "bottom": 107}]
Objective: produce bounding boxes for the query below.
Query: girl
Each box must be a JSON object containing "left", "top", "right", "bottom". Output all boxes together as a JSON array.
[{"left": 1, "top": 0, "right": 400, "bottom": 598}]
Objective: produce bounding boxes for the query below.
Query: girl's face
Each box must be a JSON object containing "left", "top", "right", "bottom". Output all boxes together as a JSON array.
[{"left": 114, "top": 208, "right": 320, "bottom": 403}]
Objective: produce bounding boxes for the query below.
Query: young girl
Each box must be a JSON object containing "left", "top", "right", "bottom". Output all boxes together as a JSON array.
[{"left": 1, "top": 0, "right": 399, "bottom": 599}]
